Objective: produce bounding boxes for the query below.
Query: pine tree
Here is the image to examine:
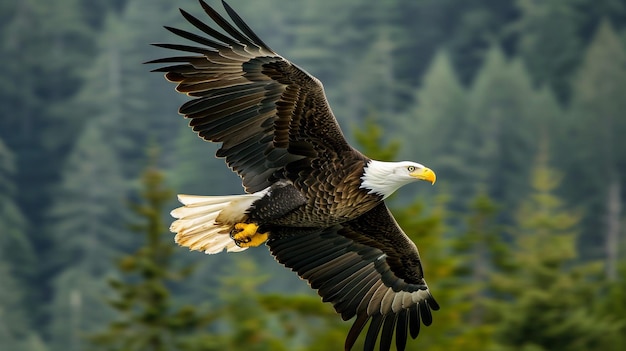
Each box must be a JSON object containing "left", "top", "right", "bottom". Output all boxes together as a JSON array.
[
  {"left": 598, "top": 263, "right": 626, "bottom": 349},
  {"left": 340, "top": 27, "right": 400, "bottom": 128},
  {"left": 563, "top": 19, "right": 626, "bottom": 272},
  {"left": 0, "top": 0, "right": 94, "bottom": 217},
  {"left": 459, "top": 46, "right": 538, "bottom": 215},
  {"left": 0, "top": 138, "right": 40, "bottom": 351},
  {"left": 88, "top": 154, "right": 216, "bottom": 351},
  {"left": 489, "top": 138, "right": 616, "bottom": 351},
  {"left": 0, "top": 0, "right": 124, "bottom": 332},
  {"left": 46, "top": 123, "right": 129, "bottom": 351},
  {"left": 513, "top": 0, "right": 583, "bottom": 102},
  {"left": 397, "top": 50, "right": 468, "bottom": 199},
  {"left": 68, "top": 0, "right": 203, "bottom": 183}
]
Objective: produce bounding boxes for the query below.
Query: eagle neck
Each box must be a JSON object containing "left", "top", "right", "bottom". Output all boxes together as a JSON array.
[{"left": 360, "top": 160, "right": 405, "bottom": 200}]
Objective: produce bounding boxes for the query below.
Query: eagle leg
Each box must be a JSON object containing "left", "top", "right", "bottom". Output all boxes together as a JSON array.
[{"left": 231, "top": 223, "right": 269, "bottom": 247}]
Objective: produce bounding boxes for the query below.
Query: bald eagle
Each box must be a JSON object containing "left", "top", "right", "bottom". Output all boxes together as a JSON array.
[{"left": 148, "top": 1, "right": 439, "bottom": 350}]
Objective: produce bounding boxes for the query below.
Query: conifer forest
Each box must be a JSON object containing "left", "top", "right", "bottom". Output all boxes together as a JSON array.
[{"left": 1, "top": 0, "right": 626, "bottom": 350}]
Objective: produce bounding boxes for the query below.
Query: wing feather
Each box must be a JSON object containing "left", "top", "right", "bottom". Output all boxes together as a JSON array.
[
  {"left": 325, "top": 265, "right": 375, "bottom": 306},
  {"left": 395, "top": 309, "right": 409, "bottom": 351},
  {"left": 334, "top": 270, "right": 380, "bottom": 320},
  {"left": 267, "top": 203, "right": 438, "bottom": 351},
  {"left": 179, "top": 8, "right": 238, "bottom": 47},
  {"left": 148, "top": 0, "right": 356, "bottom": 193},
  {"left": 364, "top": 314, "right": 385, "bottom": 351},
  {"left": 380, "top": 314, "right": 398, "bottom": 351},
  {"left": 409, "top": 304, "right": 421, "bottom": 339},
  {"left": 346, "top": 314, "right": 369, "bottom": 351}
]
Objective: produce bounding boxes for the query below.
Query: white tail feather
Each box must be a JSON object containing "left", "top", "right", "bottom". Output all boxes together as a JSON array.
[{"left": 170, "top": 190, "right": 268, "bottom": 254}]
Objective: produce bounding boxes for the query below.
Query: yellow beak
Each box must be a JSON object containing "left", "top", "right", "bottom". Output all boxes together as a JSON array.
[{"left": 410, "top": 167, "right": 436, "bottom": 185}]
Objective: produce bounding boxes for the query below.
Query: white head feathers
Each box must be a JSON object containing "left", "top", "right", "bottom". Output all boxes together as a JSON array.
[{"left": 360, "top": 160, "right": 435, "bottom": 199}]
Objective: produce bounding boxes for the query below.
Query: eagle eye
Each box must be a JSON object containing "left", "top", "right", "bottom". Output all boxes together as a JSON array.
[{"left": 407, "top": 166, "right": 416, "bottom": 172}]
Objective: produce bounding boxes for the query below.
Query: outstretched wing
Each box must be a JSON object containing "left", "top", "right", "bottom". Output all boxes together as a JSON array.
[
  {"left": 147, "top": 0, "right": 355, "bottom": 193},
  {"left": 267, "top": 203, "right": 439, "bottom": 351}
]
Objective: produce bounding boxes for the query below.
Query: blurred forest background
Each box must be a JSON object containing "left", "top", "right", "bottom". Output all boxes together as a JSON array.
[{"left": 1, "top": 0, "right": 626, "bottom": 350}]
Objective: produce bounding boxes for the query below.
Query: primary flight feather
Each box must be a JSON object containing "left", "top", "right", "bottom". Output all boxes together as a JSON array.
[{"left": 148, "top": 1, "right": 439, "bottom": 350}]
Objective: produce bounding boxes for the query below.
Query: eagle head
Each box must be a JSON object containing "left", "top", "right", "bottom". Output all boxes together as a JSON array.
[{"left": 360, "top": 160, "right": 436, "bottom": 199}]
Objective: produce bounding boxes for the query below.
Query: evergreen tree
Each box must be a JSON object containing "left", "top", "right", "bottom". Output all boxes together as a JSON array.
[
  {"left": 46, "top": 123, "right": 129, "bottom": 351},
  {"left": 599, "top": 263, "right": 626, "bottom": 349},
  {"left": 512, "top": 0, "right": 626, "bottom": 102},
  {"left": 0, "top": 0, "right": 95, "bottom": 208},
  {"left": 70, "top": 3, "right": 181, "bottom": 179},
  {"left": 340, "top": 27, "right": 401, "bottom": 127},
  {"left": 573, "top": 0, "right": 626, "bottom": 37},
  {"left": 0, "top": 0, "right": 123, "bottom": 329},
  {"left": 489, "top": 139, "right": 616, "bottom": 351},
  {"left": 562, "top": 19, "right": 626, "bottom": 269},
  {"left": 0, "top": 137, "right": 32, "bottom": 282},
  {"left": 368, "top": 0, "right": 518, "bottom": 87},
  {"left": 513, "top": 0, "right": 583, "bottom": 102},
  {"left": 257, "top": 291, "right": 347, "bottom": 351},
  {"left": 459, "top": 46, "right": 538, "bottom": 215},
  {"left": 455, "top": 192, "right": 504, "bottom": 326},
  {"left": 89, "top": 155, "right": 214, "bottom": 351},
  {"left": 397, "top": 50, "right": 468, "bottom": 197},
  {"left": 0, "top": 138, "right": 41, "bottom": 351},
  {"left": 209, "top": 261, "right": 291, "bottom": 351},
  {"left": 42, "top": 1, "right": 189, "bottom": 346}
]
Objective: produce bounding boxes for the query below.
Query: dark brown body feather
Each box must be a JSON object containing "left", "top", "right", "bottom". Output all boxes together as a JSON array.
[{"left": 148, "top": 1, "right": 438, "bottom": 350}]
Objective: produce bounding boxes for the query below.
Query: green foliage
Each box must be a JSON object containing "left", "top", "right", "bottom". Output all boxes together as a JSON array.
[
  {"left": 0, "top": 261, "right": 36, "bottom": 351},
  {"left": 598, "top": 263, "right": 626, "bottom": 348},
  {"left": 212, "top": 261, "right": 291, "bottom": 351},
  {"left": 488, "top": 140, "right": 616, "bottom": 351},
  {"left": 69, "top": 2, "right": 181, "bottom": 179},
  {"left": 46, "top": 122, "right": 129, "bottom": 351},
  {"left": 464, "top": 46, "right": 538, "bottom": 211},
  {"left": 353, "top": 116, "right": 401, "bottom": 162},
  {"left": 453, "top": 191, "right": 505, "bottom": 329},
  {"left": 397, "top": 50, "right": 469, "bottom": 210},
  {"left": 417, "top": 192, "right": 501, "bottom": 351},
  {"left": 0, "top": 0, "right": 114, "bottom": 337},
  {"left": 0, "top": 138, "right": 38, "bottom": 351},
  {"left": 339, "top": 27, "right": 401, "bottom": 127},
  {"left": 399, "top": 50, "right": 468, "bottom": 164},
  {"left": 0, "top": 139, "right": 31, "bottom": 279},
  {"left": 88, "top": 158, "right": 213, "bottom": 351},
  {"left": 0, "top": 0, "right": 126, "bottom": 281},
  {"left": 512, "top": 0, "right": 583, "bottom": 102},
  {"left": 561, "top": 19, "right": 626, "bottom": 260}
]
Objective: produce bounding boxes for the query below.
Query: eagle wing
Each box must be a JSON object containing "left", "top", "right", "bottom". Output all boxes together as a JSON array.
[
  {"left": 147, "top": 0, "right": 355, "bottom": 193},
  {"left": 267, "top": 202, "right": 439, "bottom": 351}
]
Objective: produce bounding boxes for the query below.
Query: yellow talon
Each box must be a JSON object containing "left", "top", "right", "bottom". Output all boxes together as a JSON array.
[
  {"left": 231, "top": 223, "right": 268, "bottom": 247},
  {"left": 232, "top": 223, "right": 259, "bottom": 240},
  {"left": 237, "top": 232, "right": 269, "bottom": 248}
]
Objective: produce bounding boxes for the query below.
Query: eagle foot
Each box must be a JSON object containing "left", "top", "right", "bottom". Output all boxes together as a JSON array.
[{"left": 231, "top": 223, "right": 269, "bottom": 248}]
